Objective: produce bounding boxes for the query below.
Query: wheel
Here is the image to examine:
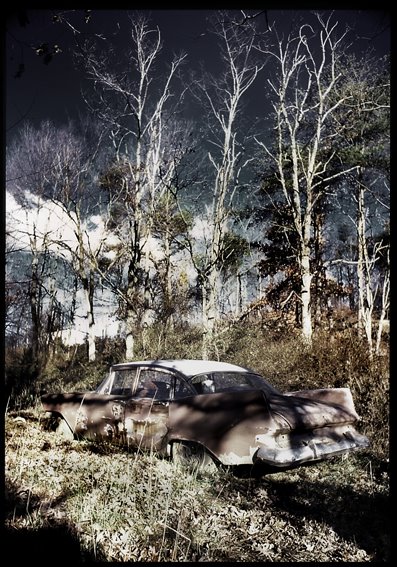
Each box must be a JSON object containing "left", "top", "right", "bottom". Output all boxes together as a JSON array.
[
  {"left": 55, "top": 417, "right": 74, "bottom": 440},
  {"left": 42, "top": 412, "right": 74, "bottom": 440},
  {"left": 171, "top": 441, "right": 217, "bottom": 473}
]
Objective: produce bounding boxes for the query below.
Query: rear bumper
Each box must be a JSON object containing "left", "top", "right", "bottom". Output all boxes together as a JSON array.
[{"left": 254, "top": 428, "right": 370, "bottom": 468}]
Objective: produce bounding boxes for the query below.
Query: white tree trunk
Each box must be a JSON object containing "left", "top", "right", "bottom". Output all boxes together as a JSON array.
[
  {"left": 234, "top": 273, "right": 242, "bottom": 317},
  {"left": 301, "top": 253, "right": 313, "bottom": 343},
  {"left": 125, "top": 331, "right": 134, "bottom": 360},
  {"left": 375, "top": 259, "right": 390, "bottom": 355},
  {"left": 84, "top": 288, "right": 96, "bottom": 362},
  {"left": 356, "top": 180, "right": 374, "bottom": 354}
]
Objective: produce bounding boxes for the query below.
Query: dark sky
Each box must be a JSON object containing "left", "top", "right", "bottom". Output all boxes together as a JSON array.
[{"left": 5, "top": 9, "right": 390, "bottom": 139}]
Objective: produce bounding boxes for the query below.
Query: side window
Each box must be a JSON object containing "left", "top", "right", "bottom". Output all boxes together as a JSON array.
[
  {"left": 191, "top": 374, "right": 215, "bottom": 394},
  {"left": 110, "top": 369, "right": 138, "bottom": 395},
  {"left": 173, "top": 378, "right": 195, "bottom": 399},
  {"left": 212, "top": 372, "right": 252, "bottom": 392},
  {"left": 135, "top": 369, "right": 173, "bottom": 399},
  {"left": 191, "top": 372, "right": 260, "bottom": 393}
]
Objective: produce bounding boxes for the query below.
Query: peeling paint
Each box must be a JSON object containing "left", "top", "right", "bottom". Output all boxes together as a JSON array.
[{"left": 41, "top": 360, "right": 370, "bottom": 469}]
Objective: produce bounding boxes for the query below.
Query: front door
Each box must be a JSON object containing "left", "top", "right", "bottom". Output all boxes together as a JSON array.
[{"left": 123, "top": 368, "right": 174, "bottom": 452}]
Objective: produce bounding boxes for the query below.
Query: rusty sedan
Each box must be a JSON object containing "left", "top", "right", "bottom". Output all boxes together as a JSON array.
[{"left": 41, "top": 359, "right": 370, "bottom": 470}]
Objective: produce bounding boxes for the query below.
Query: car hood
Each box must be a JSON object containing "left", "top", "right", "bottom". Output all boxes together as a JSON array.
[{"left": 268, "top": 387, "right": 359, "bottom": 430}]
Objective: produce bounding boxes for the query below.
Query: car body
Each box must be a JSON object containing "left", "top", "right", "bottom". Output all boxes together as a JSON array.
[{"left": 41, "top": 359, "right": 370, "bottom": 469}]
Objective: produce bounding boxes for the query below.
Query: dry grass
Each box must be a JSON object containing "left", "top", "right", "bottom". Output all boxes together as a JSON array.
[
  {"left": 5, "top": 324, "right": 389, "bottom": 561},
  {"left": 5, "top": 407, "right": 389, "bottom": 562}
]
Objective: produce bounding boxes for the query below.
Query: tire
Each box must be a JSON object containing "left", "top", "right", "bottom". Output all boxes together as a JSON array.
[
  {"left": 171, "top": 441, "right": 217, "bottom": 473},
  {"left": 55, "top": 417, "right": 74, "bottom": 440}
]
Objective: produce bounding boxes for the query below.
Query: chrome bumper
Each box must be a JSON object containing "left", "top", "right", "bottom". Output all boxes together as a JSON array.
[{"left": 254, "top": 429, "right": 370, "bottom": 468}]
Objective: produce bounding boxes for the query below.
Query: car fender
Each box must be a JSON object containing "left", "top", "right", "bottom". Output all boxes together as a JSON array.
[{"left": 168, "top": 389, "right": 277, "bottom": 465}]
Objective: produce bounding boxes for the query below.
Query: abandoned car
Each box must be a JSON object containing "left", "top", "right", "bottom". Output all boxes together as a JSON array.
[{"left": 41, "top": 359, "right": 370, "bottom": 470}]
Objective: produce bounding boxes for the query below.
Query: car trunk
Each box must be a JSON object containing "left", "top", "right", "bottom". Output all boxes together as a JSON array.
[
  {"left": 268, "top": 387, "right": 360, "bottom": 430},
  {"left": 254, "top": 388, "right": 370, "bottom": 467}
]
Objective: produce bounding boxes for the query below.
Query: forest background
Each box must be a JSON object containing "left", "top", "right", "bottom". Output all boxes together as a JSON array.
[{"left": 4, "top": 9, "right": 390, "bottom": 563}]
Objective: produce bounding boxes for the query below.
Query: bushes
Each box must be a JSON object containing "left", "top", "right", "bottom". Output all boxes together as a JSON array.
[
  {"left": 132, "top": 323, "right": 204, "bottom": 360},
  {"left": 5, "top": 346, "right": 40, "bottom": 410}
]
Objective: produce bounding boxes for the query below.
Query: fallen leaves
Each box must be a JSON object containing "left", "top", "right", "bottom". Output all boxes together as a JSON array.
[{"left": 4, "top": 411, "right": 389, "bottom": 562}]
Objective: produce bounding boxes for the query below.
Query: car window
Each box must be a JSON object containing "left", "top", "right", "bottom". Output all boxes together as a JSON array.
[
  {"left": 95, "top": 374, "right": 111, "bottom": 393},
  {"left": 191, "top": 374, "right": 216, "bottom": 394},
  {"left": 135, "top": 369, "right": 173, "bottom": 399},
  {"left": 109, "top": 368, "right": 138, "bottom": 395},
  {"left": 191, "top": 372, "right": 280, "bottom": 396},
  {"left": 173, "top": 377, "right": 195, "bottom": 399},
  {"left": 212, "top": 372, "right": 254, "bottom": 392}
]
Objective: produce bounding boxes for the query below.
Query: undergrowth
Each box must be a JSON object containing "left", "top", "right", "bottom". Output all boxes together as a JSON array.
[{"left": 5, "top": 410, "right": 389, "bottom": 562}]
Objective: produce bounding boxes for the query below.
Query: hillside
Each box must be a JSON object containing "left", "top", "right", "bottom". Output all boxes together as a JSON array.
[{"left": 5, "top": 324, "right": 390, "bottom": 562}]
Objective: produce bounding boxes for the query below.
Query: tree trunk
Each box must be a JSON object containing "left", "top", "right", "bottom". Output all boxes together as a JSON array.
[
  {"left": 300, "top": 250, "right": 313, "bottom": 343},
  {"left": 375, "top": 252, "right": 389, "bottom": 355},
  {"left": 164, "top": 225, "right": 174, "bottom": 330},
  {"left": 82, "top": 283, "right": 96, "bottom": 362},
  {"left": 234, "top": 273, "right": 242, "bottom": 317},
  {"left": 202, "top": 274, "right": 217, "bottom": 360},
  {"left": 356, "top": 178, "right": 374, "bottom": 354},
  {"left": 125, "top": 328, "right": 135, "bottom": 360},
  {"left": 29, "top": 246, "right": 43, "bottom": 377}
]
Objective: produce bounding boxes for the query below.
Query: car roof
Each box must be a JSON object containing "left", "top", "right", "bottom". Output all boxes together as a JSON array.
[{"left": 111, "top": 359, "right": 252, "bottom": 378}]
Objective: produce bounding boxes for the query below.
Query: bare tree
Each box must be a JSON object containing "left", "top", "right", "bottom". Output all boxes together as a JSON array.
[
  {"left": 190, "top": 11, "right": 264, "bottom": 357},
  {"left": 256, "top": 13, "right": 360, "bottom": 344},
  {"left": 6, "top": 186, "right": 68, "bottom": 376},
  {"left": 342, "top": 172, "right": 390, "bottom": 355},
  {"left": 330, "top": 52, "right": 390, "bottom": 355},
  {"left": 79, "top": 13, "right": 188, "bottom": 359},
  {"left": 6, "top": 120, "right": 108, "bottom": 362}
]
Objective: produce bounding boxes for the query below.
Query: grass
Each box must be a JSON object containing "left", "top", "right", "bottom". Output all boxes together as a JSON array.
[
  {"left": 4, "top": 322, "right": 390, "bottom": 561},
  {"left": 5, "top": 407, "right": 389, "bottom": 562}
]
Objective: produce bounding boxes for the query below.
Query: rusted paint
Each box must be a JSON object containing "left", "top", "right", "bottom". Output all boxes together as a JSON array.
[
  {"left": 41, "top": 360, "right": 370, "bottom": 468},
  {"left": 168, "top": 390, "right": 276, "bottom": 463}
]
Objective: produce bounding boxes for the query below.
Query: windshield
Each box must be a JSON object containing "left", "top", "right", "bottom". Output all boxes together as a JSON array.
[
  {"left": 191, "top": 371, "right": 280, "bottom": 396},
  {"left": 95, "top": 373, "right": 111, "bottom": 393}
]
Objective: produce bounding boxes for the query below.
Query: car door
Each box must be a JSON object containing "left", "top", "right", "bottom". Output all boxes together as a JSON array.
[
  {"left": 70, "top": 367, "right": 139, "bottom": 443},
  {"left": 123, "top": 368, "right": 174, "bottom": 452}
]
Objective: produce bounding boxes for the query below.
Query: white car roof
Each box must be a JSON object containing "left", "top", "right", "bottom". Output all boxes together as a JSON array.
[{"left": 111, "top": 359, "right": 251, "bottom": 378}]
